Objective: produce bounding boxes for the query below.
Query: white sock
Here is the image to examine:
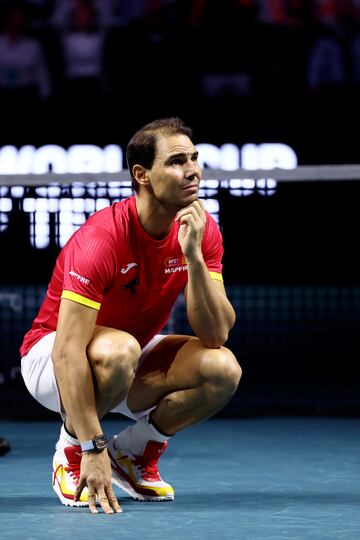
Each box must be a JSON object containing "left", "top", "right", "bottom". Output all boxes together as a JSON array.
[
  {"left": 114, "top": 414, "right": 170, "bottom": 456},
  {"left": 56, "top": 423, "right": 80, "bottom": 449}
]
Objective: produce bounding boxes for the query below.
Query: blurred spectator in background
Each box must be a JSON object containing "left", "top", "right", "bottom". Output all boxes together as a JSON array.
[
  {"left": 51, "top": 0, "right": 112, "bottom": 31},
  {"left": 350, "top": 24, "right": 360, "bottom": 87},
  {"left": 0, "top": 3, "right": 51, "bottom": 116},
  {"left": 189, "top": 0, "right": 257, "bottom": 101},
  {"left": 307, "top": 23, "right": 345, "bottom": 94},
  {"left": 340, "top": 0, "right": 360, "bottom": 91},
  {"left": 53, "top": 0, "right": 108, "bottom": 120},
  {"left": 110, "top": 0, "right": 147, "bottom": 28},
  {"left": 253, "top": 0, "right": 310, "bottom": 100},
  {"left": 306, "top": 0, "right": 357, "bottom": 96},
  {"left": 0, "top": 0, "right": 359, "bottom": 141},
  {"left": 104, "top": 0, "right": 195, "bottom": 124},
  {"left": 102, "top": 0, "right": 146, "bottom": 96}
]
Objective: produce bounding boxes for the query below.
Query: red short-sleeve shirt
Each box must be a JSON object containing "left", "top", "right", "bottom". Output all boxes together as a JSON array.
[{"left": 20, "top": 196, "right": 224, "bottom": 356}]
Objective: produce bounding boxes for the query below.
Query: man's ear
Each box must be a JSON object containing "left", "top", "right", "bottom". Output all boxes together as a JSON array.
[{"left": 132, "top": 164, "right": 150, "bottom": 187}]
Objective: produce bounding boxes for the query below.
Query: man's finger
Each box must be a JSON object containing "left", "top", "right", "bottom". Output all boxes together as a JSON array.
[
  {"left": 97, "top": 488, "right": 114, "bottom": 514},
  {"left": 106, "top": 486, "right": 122, "bottom": 513},
  {"left": 176, "top": 203, "right": 205, "bottom": 224},
  {"left": 87, "top": 490, "right": 99, "bottom": 514},
  {"left": 192, "top": 199, "right": 205, "bottom": 216},
  {"left": 74, "top": 479, "right": 86, "bottom": 502}
]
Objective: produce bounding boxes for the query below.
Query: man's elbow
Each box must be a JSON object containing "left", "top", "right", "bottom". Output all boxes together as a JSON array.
[{"left": 200, "top": 330, "right": 230, "bottom": 349}]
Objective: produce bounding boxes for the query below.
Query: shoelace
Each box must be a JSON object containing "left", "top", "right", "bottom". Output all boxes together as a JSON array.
[
  {"left": 116, "top": 451, "right": 160, "bottom": 480},
  {"left": 133, "top": 454, "right": 161, "bottom": 481},
  {"left": 65, "top": 460, "right": 81, "bottom": 481},
  {"left": 63, "top": 446, "right": 82, "bottom": 481},
  {"left": 116, "top": 441, "right": 168, "bottom": 482}
]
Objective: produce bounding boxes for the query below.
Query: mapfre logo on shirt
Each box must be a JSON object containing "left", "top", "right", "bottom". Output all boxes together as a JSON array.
[
  {"left": 69, "top": 270, "right": 90, "bottom": 285},
  {"left": 164, "top": 256, "right": 187, "bottom": 274}
]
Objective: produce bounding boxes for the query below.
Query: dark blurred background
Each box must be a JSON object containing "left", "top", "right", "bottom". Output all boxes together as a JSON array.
[
  {"left": 1, "top": 0, "right": 360, "bottom": 419},
  {"left": 0, "top": 0, "right": 359, "bottom": 160}
]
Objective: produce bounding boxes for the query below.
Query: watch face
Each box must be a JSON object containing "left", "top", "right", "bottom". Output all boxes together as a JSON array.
[{"left": 94, "top": 435, "right": 107, "bottom": 451}]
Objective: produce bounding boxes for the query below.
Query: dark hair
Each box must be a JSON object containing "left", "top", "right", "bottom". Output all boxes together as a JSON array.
[{"left": 126, "top": 117, "right": 192, "bottom": 192}]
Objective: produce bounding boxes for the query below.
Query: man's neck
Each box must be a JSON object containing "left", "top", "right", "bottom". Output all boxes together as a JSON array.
[{"left": 135, "top": 195, "right": 177, "bottom": 240}]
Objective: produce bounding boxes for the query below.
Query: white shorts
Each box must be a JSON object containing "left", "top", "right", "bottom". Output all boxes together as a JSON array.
[{"left": 21, "top": 332, "right": 167, "bottom": 421}]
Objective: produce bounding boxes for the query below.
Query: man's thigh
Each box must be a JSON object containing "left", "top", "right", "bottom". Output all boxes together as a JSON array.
[
  {"left": 127, "top": 334, "right": 205, "bottom": 413},
  {"left": 21, "top": 331, "right": 60, "bottom": 413}
]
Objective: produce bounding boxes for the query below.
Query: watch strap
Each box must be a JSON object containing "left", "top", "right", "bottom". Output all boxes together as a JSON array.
[
  {"left": 80, "top": 439, "right": 96, "bottom": 452},
  {"left": 80, "top": 434, "right": 107, "bottom": 453}
]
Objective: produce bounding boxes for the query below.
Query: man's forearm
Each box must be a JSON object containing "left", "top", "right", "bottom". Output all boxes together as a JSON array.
[
  {"left": 52, "top": 348, "right": 103, "bottom": 441},
  {"left": 186, "top": 258, "right": 236, "bottom": 348}
]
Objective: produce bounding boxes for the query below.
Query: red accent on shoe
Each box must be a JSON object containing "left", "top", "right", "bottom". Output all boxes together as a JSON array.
[
  {"left": 63, "top": 445, "right": 82, "bottom": 482},
  {"left": 53, "top": 464, "right": 62, "bottom": 486},
  {"left": 133, "top": 441, "right": 168, "bottom": 482}
]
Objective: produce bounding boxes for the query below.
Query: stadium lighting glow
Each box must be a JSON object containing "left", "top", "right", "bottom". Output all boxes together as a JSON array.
[{"left": 0, "top": 142, "right": 297, "bottom": 247}]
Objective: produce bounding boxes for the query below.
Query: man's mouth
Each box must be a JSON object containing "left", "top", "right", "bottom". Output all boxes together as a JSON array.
[{"left": 182, "top": 183, "right": 198, "bottom": 192}]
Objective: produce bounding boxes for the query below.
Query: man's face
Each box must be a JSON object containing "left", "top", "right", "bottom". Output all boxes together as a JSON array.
[{"left": 147, "top": 134, "right": 202, "bottom": 207}]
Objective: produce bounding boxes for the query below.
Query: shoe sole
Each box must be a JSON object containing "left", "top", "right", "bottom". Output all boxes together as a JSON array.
[
  {"left": 52, "top": 479, "right": 89, "bottom": 507},
  {"left": 52, "top": 469, "right": 99, "bottom": 507},
  {"left": 111, "top": 471, "right": 174, "bottom": 502}
]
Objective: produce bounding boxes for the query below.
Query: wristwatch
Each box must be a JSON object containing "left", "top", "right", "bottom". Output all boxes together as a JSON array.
[{"left": 80, "top": 434, "right": 108, "bottom": 453}]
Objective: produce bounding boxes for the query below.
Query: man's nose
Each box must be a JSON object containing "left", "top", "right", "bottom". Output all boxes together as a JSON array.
[{"left": 185, "top": 160, "right": 199, "bottom": 177}]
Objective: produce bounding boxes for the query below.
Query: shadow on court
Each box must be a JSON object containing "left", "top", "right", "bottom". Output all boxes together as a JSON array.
[{"left": 1, "top": 417, "right": 360, "bottom": 539}]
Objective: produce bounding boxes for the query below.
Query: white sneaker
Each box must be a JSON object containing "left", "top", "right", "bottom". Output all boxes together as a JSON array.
[
  {"left": 108, "top": 437, "right": 174, "bottom": 502},
  {"left": 52, "top": 445, "right": 90, "bottom": 507}
]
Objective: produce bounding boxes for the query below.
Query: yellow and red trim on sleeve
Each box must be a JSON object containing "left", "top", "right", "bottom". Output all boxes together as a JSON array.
[{"left": 61, "top": 290, "right": 101, "bottom": 310}]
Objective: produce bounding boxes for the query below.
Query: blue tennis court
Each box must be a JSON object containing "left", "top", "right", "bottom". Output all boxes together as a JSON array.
[{"left": 1, "top": 416, "right": 359, "bottom": 540}]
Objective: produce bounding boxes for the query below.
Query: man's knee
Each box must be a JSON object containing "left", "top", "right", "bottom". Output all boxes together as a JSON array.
[
  {"left": 88, "top": 332, "right": 141, "bottom": 384},
  {"left": 200, "top": 347, "right": 242, "bottom": 397}
]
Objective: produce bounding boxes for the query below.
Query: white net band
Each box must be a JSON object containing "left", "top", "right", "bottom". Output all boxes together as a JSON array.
[{"left": 1, "top": 164, "right": 360, "bottom": 186}]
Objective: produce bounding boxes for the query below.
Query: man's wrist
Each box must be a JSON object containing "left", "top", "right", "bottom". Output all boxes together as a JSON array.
[
  {"left": 185, "top": 253, "right": 205, "bottom": 270},
  {"left": 80, "top": 434, "right": 108, "bottom": 453}
]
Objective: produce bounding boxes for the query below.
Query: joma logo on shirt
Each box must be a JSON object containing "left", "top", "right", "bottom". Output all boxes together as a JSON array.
[{"left": 121, "top": 262, "right": 138, "bottom": 274}]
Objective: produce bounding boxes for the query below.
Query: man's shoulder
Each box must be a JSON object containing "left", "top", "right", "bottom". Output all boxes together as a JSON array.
[
  {"left": 84, "top": 196, "right": 134, "bottom": 231},
  {"left": 204, "top": 211, "right": 222, "bottom": 237},
  {"left": 60, "top": 197, "right": 135, "bottom": 254}
]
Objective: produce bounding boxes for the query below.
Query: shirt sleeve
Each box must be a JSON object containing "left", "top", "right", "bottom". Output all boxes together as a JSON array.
[
  {"left": 202, "top": 213, "right": 224, "bottom": 282},
  {"left": 61, "top": 225, "right": 118, "bottom": 309}
]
